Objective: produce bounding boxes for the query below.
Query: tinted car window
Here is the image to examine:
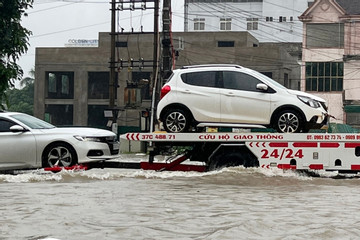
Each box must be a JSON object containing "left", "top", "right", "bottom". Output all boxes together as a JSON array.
[
  {"left": 0, "top": 119, "right": 15, "bottom": 132},
  {"left": 181, "top": 71, "right": 218, "bottom": 87},
  {"left": 223, "top": 71, "right": 262, "bottom": 91}
]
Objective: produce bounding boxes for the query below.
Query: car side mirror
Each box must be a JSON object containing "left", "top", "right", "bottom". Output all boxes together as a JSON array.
[
  {"left": 256, "top": 83, "right": 268, "bottom": 91},
  {"left": 10, "top": 125, "right": 27, "bottom": 132}
]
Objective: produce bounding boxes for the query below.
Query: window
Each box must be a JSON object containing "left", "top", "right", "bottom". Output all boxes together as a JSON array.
[
  {"left": 306, "top": 23, "right": 344, "bottom": 48},
  {"left": 88, "top": 72, "right": 118, "bottom": 99},
  {"left": 266, "top": 17, "right": 273, "bottom": 22},
  {"left": 218, "top": 41, "right": 235, "bottom": 47},
  {"left": 116, "top": 41, "right": 128, "bottom": 47},
  {"left": 46, "top": 72, "right": 74, "bottom": 99},
  {"left": 220, "top": 18, "right": 231, "bottom": 31},
  {"left": 45, "top": 104, "right": 73, "bottom": 126},
  {"left": 0, "top": 119, "right": 15, "bottom": 132},
  {"left": 305, "top": 62, "right": 343, "bottom": 92},
  {"left": 261, "top": 72, "right": 273, "bottom": 78},
  {"left": 181, "top": 71, "right": 219, "bottom": 87},
  {"left": 88, "top": 105, "right": 108, "bottom": 128},
  {"left": 247, "top": 18, "right": 258, "bottom": 30},
  {"left": 222, "top": 71, "right": 262, "bottom": 92},
  {"left": 194, "top": 18, "right": 205, "bottom": 31},
  {"left": 284, "top": 73, "right": 289, "bottom": 88},
  {"left": 279, "top": 16, "right": 286, "bottom": 22}
]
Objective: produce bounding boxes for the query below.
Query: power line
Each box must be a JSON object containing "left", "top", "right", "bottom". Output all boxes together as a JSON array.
[{"left": 29, "top": 12, "right": 153, "bottom": 38}]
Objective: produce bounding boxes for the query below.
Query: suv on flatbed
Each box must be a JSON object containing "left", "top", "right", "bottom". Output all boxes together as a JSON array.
[{"left": 157, "top": 64, "right": 328, "bottom": 133}]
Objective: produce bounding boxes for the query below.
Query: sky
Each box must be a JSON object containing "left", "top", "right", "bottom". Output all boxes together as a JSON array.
[{"left": 18, "top": 0, "right": 184, "bottom": 82}]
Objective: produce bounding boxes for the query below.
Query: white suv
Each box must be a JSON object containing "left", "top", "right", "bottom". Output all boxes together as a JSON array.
[{"left": 156, "top": 65, "right": 328, "bottom": 133}]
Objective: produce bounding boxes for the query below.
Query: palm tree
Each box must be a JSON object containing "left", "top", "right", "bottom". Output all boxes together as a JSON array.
[{"left": 20, "top": 68, "right": 35, "bottom": 88}]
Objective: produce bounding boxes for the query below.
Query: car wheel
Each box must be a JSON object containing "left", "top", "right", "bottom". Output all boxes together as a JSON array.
[
  {"left": 274, "top": 110, "right": 302, "bottom": 133},
  {"left": 42, "top": 142, "right": 78, "bottom": 168},
  {"left": 163, "top": 109, "right": 191, "bottom": 133}
]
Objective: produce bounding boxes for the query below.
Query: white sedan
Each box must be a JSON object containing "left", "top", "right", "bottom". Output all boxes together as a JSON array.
[{"left": 0, "top": 111, "right": 120, "bottom": 171}]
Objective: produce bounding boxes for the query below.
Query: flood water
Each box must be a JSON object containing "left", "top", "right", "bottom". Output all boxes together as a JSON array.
[{"left": 1, "top": 155, "right": 360, "bottom": 240}]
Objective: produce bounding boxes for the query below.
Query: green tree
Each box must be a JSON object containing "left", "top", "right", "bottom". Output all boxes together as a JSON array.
[
  {"left": 0, "top": 0, "right": 33, "bottom": 109},
  {"left": 6, "top": 68, "right": 34, "bottom": 114}
]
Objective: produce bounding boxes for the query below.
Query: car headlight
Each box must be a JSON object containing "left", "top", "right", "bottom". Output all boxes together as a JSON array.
[
  {"left": 74, "top": 135, "right": 102, "bottom": 142},
  {"left": 297, "top": 95, "right": 321, "bottom": 108}
]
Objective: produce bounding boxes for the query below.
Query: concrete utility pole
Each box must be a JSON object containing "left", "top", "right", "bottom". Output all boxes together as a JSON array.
[
  {"left": 162, "top": 0, "right": 172, "bottom": 81},
  {"left": 109, "top": 0, "right": 116, "bottom": 109},
  {"left": 150, "top": 0, "right": 160, "bottom": 133},
  {"left": 184, "top": 0, "right": 188, "bottom": 32}
]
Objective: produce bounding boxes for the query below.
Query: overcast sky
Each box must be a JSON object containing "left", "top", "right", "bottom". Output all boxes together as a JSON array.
[{"left": 19, "top": 0, "right": 184, "bottom": 82}]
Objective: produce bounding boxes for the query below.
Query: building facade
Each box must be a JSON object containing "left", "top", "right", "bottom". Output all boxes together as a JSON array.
[
  {"left": 299, "top": 0, "right": 360, "bottom": 128},
  {"left": 185, "top": 0, "right": 314, "bottom": 42}
]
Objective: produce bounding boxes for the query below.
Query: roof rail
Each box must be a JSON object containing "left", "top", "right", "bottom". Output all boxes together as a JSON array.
[{"left": 181, "top": 64, "right": 242, "bottom": 69}]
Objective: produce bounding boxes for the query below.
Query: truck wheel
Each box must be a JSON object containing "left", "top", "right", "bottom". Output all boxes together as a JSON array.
[
  {"left": 274, "top": 110, "right": 302, "bottom": 133},
  {"left": 208, "top": 151, "right": 259, "bottom": 171},
  {"left": 163, "top": 108, "right": 191, "bottom": 133}
]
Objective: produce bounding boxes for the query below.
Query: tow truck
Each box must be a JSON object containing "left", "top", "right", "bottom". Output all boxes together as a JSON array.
[
  {"left": 41, "top": 124, "right": 360, "bottom": 175},
  {"left": 118, "top": 126, "right": 360, "bottom": 174}
]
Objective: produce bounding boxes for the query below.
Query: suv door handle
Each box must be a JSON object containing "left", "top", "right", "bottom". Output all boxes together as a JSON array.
[{"left": 184, "top": 89, "right": 191, "bottom": 94}]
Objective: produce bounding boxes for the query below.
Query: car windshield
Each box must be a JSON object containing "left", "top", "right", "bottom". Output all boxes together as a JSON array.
[{"left": 11, "top": 114, "right": 56, "bottom": 129}]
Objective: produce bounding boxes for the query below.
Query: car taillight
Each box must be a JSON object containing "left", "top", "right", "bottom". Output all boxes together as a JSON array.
[{"left": 160, "top": 85, "right": 171, "bottom": 99}]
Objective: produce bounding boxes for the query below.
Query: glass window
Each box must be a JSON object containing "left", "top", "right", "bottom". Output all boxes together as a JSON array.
[
  {"left": 88, "top": 72, "right": 118, "bottom": 99},
  {"left": 11, "top": 114, "right": 55, "bottom": 129},
  {"left": 279, "top": 16, "right": 286, "bottom": 22},
  {"left": 284, "top": 73, "right": 289, "bottom": 88},
  {"left": 261, "top": 72, "right": 273, "bottom": 78},
  {"left": 88, "top": 105, "right": 108, "bottom": 128},
  {"left": 305, "top": 62, "right": 343, "bottom": 92},
  {"left": 220, "top": 18, "right": 231, "bottom": 31},
  {"left": 45, "top": 104, "right": 73, "bottom": 126},
  {"left": 46, "top": 72, "right": 74, "bottom": 99},
  {"left": 48, "top": 73, "right": 56, "bottom": 93},
  {"left": 306, "top": 23, "right": 344, "bottom": 48},
  {"left": 0, "top": 119, "right": 15, "bottom": 132},
  {"left": 246, "top": 18, "right": 258, "bottom": 30},
  {"left": 181, "top": 71, "right": 218, "bottom": 88},
  {"left": 218, "top": 41, "right": 235, "bottom": 47},
  {"left": 194, "top": 18, "right": 205, "bottom": 31},
  {"left": 222, "top": 71, "right": 262, "bottom": 92}
]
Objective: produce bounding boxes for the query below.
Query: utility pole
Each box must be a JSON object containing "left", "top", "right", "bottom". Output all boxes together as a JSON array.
[
  {"left": 108, "top": 0, "right": 160, "bottom": 134},
  {"left": 162, "top": 0, "right": 172, "bottom": 81},
  {"left": 149, "top": 0, "right": 160, "bottom": 133},
  {"left": 109, "top": 0, "right": 116, "bottom": 109},
  {"left": 184, "top": 0, "right": 188, "bottom": 32}
]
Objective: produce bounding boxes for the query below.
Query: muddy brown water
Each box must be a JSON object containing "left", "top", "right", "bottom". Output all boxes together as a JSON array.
[{"left": 1, "top": 155, "right": 360, "bottom": 240}]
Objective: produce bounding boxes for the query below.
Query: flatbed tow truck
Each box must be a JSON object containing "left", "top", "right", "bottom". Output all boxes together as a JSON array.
[
  {"left": 117, "top": 129, "right": 360, "bottom": 174},
  {"left": 42, "top": 126, "right": 360, "bottom": 175},
  {"left": 43, "top": 127, "right": 360, "bottom": 175}
]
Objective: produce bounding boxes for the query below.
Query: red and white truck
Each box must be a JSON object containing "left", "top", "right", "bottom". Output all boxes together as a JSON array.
[{"left": 120, "top": 130, "right": 360, "bottom": 173}]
